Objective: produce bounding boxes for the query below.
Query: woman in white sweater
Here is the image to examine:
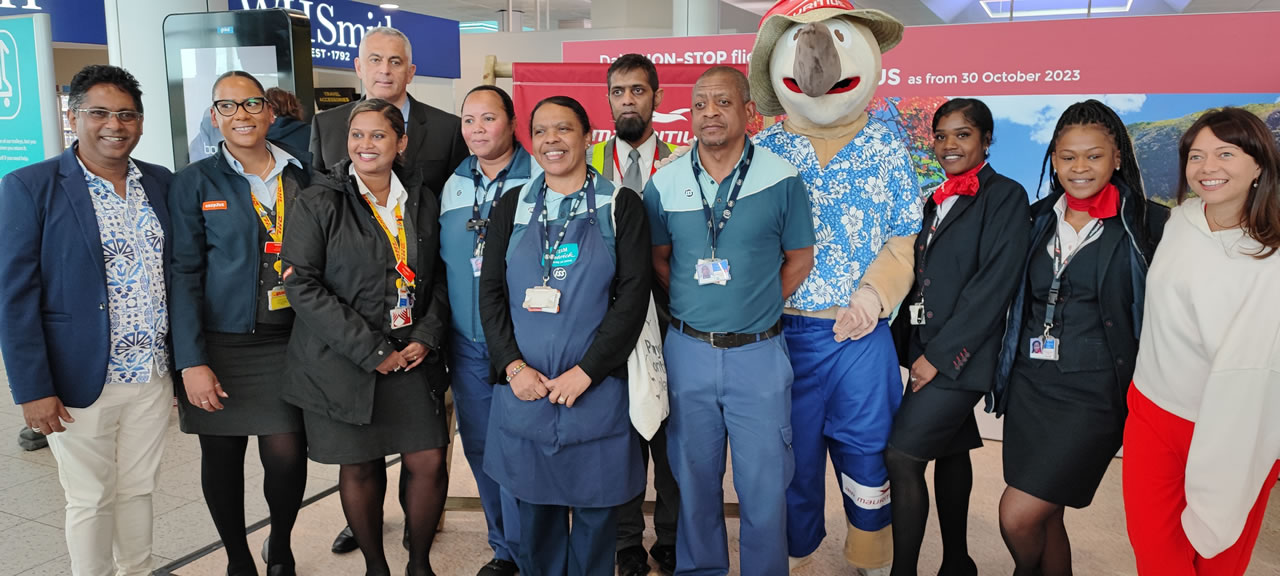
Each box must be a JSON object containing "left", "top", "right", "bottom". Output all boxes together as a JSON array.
[{"left": 1124, "top": 107, "right": 1280, "bottom": 576}]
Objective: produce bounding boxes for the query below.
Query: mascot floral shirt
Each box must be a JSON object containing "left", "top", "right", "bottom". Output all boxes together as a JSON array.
[{"left": 755, "top": 118, "right": 922, "bottom": 311}]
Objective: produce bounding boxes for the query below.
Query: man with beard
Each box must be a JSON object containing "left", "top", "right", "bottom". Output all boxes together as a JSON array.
[{"left": 588, "top": 53, "right": 682, "bottom": 576}]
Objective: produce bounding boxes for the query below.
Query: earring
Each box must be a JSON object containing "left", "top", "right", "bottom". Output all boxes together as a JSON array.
[{"left": 1253, "top": 179, "right": 1259, "bottom": 189}]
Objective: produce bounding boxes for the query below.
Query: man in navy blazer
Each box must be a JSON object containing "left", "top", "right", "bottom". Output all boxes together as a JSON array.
[{"left": 0, "top": 65, "right": 174, "bottom": 576}]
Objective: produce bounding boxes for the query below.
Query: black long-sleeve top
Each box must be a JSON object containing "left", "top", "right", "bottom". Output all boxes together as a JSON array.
[{"left": 478, "top": 182, "right": 652, "bottom": 386}]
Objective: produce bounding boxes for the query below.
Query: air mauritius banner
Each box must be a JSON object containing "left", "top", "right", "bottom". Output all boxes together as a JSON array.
[
  {"left": 511, "top": 62, "right": 757, "bottom": 151},
  {"left": 556, "top": 12, "right": 1280, "bottom": 203}
]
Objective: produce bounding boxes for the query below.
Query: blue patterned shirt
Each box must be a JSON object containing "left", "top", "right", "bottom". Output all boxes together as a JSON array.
[
  {"left": 78, "top": 154, "right": 169, "bottom": 384},
  {"left": 754, "top": 120, "right": 923, "bottom": 311}
]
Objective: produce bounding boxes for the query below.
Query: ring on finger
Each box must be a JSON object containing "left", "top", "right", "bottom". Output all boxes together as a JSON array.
[{"left": 31, "top": 427, "right": 41, "bottom": 433}]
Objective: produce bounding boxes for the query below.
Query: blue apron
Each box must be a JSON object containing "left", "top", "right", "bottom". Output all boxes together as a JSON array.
[{"left": 483, "top": 178, "right": 642, "bottom": 508}]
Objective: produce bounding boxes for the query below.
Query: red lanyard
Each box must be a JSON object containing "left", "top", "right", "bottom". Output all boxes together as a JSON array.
[{"left": 613, "top": 142, "right": 662, "bottom": 178}]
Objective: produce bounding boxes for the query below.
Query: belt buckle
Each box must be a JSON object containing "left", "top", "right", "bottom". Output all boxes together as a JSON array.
[{"left": 708, "top": 331, "right": 731, "bottom": 349}]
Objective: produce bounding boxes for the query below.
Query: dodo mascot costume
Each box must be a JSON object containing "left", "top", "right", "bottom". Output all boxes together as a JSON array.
[{"left": 750, "top": 1, "right": 921, "bottom": 574}]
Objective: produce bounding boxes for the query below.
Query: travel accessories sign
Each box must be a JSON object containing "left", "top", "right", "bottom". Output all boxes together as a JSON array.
[{"left": 233, "top": 0, "right": 460, "bottom": 78}]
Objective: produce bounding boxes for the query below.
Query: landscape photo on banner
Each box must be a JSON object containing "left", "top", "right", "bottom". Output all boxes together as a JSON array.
[{"left": 559, "top": 12, "right": 1280, "bottom": 204}]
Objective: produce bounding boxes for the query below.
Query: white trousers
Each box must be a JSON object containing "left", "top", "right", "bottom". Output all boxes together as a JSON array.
[{"left": 47, "top": 364, "right": 171, "bottom": 576}]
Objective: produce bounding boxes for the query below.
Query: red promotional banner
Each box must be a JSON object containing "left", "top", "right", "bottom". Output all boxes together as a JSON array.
[
  {"left": 554, "top": 11, "right": 1280, "bottom": 203},
  {"left": 511, "top": 62, "right": 756, "bottom": 149},
  {"left": 563, "top": 12, "right": 1280, "bottom": 97}
]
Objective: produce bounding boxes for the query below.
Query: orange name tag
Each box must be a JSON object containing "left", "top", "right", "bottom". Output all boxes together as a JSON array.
[{"left": 202, "top": 200, "right": 228, "bottom": 211}]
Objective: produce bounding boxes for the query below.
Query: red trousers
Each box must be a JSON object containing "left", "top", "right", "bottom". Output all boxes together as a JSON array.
[{"left": 1122, "top": 385, "right": 1280, "bottom": 576}]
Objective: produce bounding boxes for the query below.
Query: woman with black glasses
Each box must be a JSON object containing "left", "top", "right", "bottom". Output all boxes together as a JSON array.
[{"left": 170, "top": 71, "right": 310, "bottom": 576}]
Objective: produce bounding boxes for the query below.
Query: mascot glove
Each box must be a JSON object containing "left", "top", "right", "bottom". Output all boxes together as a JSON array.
[
  {"left": 834, "top": 286, "right": 881, "bottom": 342},
  {"left": 654, "top": 140, "right": 695, "bottom": 171}
]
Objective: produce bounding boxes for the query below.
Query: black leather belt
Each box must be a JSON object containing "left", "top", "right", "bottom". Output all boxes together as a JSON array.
[{"left": 672, "top": 319, "right": 782, "bottom": 349}]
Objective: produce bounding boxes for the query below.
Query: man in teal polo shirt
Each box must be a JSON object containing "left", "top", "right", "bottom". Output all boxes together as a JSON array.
[{"left": 644, "top": 66, "right": 815, "bottom": 576}]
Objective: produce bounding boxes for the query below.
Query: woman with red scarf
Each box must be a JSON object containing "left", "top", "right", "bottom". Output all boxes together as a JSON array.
[
  {"left": 886, "top": 98, "right": 1029, "bottom": 576},
  {"left": 993, "top": 99, "right": 1168, "bottom": 576}
]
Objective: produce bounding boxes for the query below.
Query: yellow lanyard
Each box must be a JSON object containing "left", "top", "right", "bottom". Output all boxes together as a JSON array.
[
  {"left": 250, "top": 174, "right": 286, "bottom": 276},
  {"left": 363, "top": 192, "right": 414, "bottom": 286},
  {"left": 249, "top": 174, "right": 285, "bottom": 243}
]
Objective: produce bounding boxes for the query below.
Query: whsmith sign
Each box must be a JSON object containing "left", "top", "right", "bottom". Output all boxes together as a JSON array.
[{"left": 232, "top": 0, "right": 459, "bottom": 78}]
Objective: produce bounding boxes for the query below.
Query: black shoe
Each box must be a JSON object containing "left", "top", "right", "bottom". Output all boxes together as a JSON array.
[
  {"left": 403, "top": 525, "right": 411, "bottom": 551},
  {"left": 261, "top": 534, "right": 297, "bottom": 576},
  {"left": 406, "top": 561, "right": 436, "bottom": 576},
  {"left": 649, "top": 544, "right": 677, "bottom": 574},
  {"left": 267, "top": 565, "right": 297, "bottom": 576},
  {"left": 331, "top": 525, "right": 358, "bottom": 554},
  {"left": 477, "top": 558, "right": 518, "bottom": 576},
  {"left": 617, "top": 545, "right": 651, "bottom": 576},
  {"left": 17, "top": 427, "right": 46, "bottom": 451}
]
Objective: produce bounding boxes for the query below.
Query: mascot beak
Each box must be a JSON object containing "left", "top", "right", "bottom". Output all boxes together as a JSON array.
[{"left": 791, "top": 22, "right": 843, "bottom": 98}]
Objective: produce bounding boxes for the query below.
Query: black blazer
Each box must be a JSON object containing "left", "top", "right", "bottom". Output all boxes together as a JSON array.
[
  {"left": 280, "top": 160, "right": 449, "bottom": 425},
  {"left": 308, "top": 95, "right": 468, "bottom": 198},
  {"left": 0, "top": 148, "right": 173, "bottom": 408},
  {"left": 891, "top": 164, "right": 1030, "bottom": 393},
  {"left": 991, "top": 187, "right": 1169, "bottom": 413},
  {"left": 169, "top": 141, "right": 311, "bottom": 370}
]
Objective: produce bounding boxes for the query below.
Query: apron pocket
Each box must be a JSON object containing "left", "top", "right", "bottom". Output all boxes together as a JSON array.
[
  {"left": 557, "top": 376, "right": 630, "bottom": 446},
  {"left": 495, "top": 385, "right": 559, "bottom": 445}
]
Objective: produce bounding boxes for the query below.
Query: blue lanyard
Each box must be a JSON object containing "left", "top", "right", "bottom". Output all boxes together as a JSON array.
[
  {"left": 690, "top": 139, "right": 755, "bottom": 259},
  {"left": 537, "top": 175, "right": 594, "bottom": 285},
  {"left": 470, "top": 158, "right": 510, "bottom": 257}
]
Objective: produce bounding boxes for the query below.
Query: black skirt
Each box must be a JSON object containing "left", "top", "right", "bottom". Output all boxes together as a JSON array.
[
  {"left": 888, "top": 381, "right": 984, "bottom": 461},
  {"left": 1002, "top": 360, "right": 1125, "bottom": 508},
  {"left": 176, "top": 325, "right": 303, "bottom": 436},
  {"left": 303, "top": 367, "right": 449, "bottom": 465}
]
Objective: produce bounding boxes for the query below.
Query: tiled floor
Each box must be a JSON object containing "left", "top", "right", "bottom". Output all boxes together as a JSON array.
[{"left": 1, "top": 353, "right": 1278, "bottom": 575}]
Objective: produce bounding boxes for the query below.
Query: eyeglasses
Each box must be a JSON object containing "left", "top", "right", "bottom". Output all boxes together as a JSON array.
[
  {"left": 75, "top": 108, "right": 143, "bottom": 124},
  {"left": 212, "top": 98, "right": 266, "bottom": 117}
]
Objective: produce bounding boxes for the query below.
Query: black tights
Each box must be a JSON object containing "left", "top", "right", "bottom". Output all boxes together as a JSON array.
[
  {"left": 885, "top": 447, "right": 977, "bottom": 576},
  {"left": 199, "top": 432, "right": 308, "bottom": 574},
  {"left": 999, "top": 486, "right": 1072, "bottom": 576},
  {"left": 340, "top": 448, "right": 448, "bottom": 576}
]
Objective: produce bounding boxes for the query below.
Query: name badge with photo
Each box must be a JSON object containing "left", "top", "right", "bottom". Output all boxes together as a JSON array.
[
  {"left": 695, "top": 258, "right": 731, "bottom": 286},
  {"left": 1029, "top": 336, "right": 1059, "bottom": 361}
]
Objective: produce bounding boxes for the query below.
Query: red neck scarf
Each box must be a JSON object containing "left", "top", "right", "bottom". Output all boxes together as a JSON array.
[
  {"left": 1065, "top": 182, "right": 1119, "bottom": 219},
  {"left": 933, "top": 162, "right": 985, "bottom": 206}
]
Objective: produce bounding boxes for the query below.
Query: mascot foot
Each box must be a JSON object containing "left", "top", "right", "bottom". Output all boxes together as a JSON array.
[{"left": 846, "top": 522, "right": 893, "bottom": 575}]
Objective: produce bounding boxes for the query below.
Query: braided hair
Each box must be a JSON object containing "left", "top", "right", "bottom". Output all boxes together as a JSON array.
[{"left": 1038, "top": 99, "right": 1150, "bottom": 248}]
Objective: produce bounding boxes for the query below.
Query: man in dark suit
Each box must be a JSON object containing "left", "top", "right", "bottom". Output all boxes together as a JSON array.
[
  {"left": 0, "top": 65, "right": 174, "bottom": 576},
  {"left": 311, "top": 26, "right": 469, "bottom": 557},
  {"left": 309, "top": 26, "right": 468, "bottom": 197}
]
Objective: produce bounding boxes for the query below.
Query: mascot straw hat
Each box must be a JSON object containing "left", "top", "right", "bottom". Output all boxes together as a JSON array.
[{"left": 750, "top": 0, "right": 904, "bottom": 116}]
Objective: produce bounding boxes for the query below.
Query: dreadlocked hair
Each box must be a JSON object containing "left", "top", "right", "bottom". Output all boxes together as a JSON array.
[{"left": 1037, "top": 99, "right": 1151, "bottom": 250}]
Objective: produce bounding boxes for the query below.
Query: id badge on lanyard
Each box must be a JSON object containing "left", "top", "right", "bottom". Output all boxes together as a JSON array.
[
  {"left": 363, "top": 193, "right": 416, "bottom": 329},
  {"left": 469, "top": 163, "right": 507, "bottom": 277},
  {"left": 691, "top": 140, "right": 753, "bottom": 287},
  {"left": 1034, "top": 221, "right": 1102, "bottom": 361},
  {"left": 253, "top": 174, "right": 291, "bottom": 310},
  {"left": 909, "top": 211, "right": 946, "bottom": 325},
  {"left": 523, "top": 179, "right": 589, "bottom": 314}
]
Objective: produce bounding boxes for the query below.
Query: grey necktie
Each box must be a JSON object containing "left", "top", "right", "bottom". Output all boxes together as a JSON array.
[{"left": 623, "top": 148, "right": 643, "bottom": 192}]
